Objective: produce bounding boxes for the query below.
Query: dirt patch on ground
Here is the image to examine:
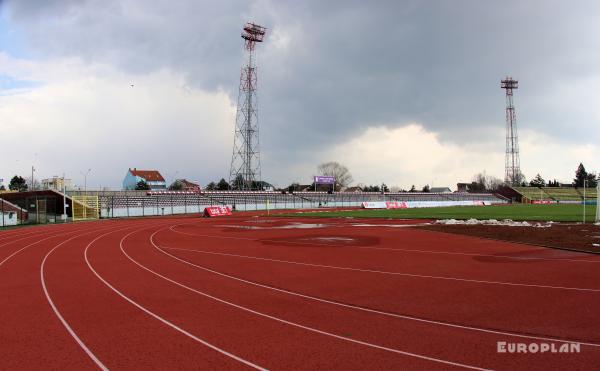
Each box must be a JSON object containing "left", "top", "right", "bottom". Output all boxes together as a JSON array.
[{"left": 419, "top": 223, "right": 600, "bottom": 254}]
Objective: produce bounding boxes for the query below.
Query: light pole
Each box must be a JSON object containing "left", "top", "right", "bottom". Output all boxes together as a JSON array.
[
  {"left": 583, "top": 179, "right": 587, "bottom": 223},
  {"left": 62, "top": 173, "right": 67, "bottom": 221},
  {"left": 81, "top": 169, "right": 91, "bottom": 195}
]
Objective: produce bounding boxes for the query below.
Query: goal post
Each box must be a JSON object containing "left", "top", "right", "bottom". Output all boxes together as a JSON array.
[
  {"left": 596, "top": 182, "right": 600, "bottom": 223},
  {"left": 71, "top": 195, "right": 99, "bottom": 221}
]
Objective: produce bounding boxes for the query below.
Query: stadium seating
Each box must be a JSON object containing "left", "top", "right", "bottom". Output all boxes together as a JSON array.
[
  {"left": 511, "top": 186, "right": 598, "bottom": 202},
  {"left": 512, "top": 187, "right": 553, "bottom": 201},
  {"left": 92, "top": 191, "right": 508, "bottom": 218},
  {"left": 543, "top": 187, "right": 584, "bottom": 201}
]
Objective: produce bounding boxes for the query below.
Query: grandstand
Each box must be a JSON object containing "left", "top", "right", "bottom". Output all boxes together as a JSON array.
[
  {"left": 510, "top": 186, "right": 596, "bottom": 203},
  {"left": 512, "top": 187, "right": 553, "bottom": 202},
  {"left": 83, "top": 191, "right": 508, "bottom": 218}
]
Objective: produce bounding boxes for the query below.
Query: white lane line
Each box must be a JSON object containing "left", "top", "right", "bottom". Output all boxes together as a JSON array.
[
  {"left": 162, "top": 245, "right": 600, "bottom": 293},
  {"left": 134, "top": 228, "right": 489, "bottom": 370},
  {"left": 152, "top": 232, "right": 600, "bottom": 348},
  {"left": 0, "top": 227, "right": 101, "bottom": 268},
  {"left": 41, "top": 224, "right": 138, "bottom": 371},
  {"left": 85, "top": 227, "right": 267, "bottom": 371},
  {"left": 0, "top": 229, "right": 74, "bottom": 248},
  {"left": 169, "top": 225, "right": 600, "bottom": 264},
  {"left": 0, "top": 229, "right": 48, "bottom": 241}
]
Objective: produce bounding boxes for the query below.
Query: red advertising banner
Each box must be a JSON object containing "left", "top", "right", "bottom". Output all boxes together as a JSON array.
[
  {"left": 203, "top": 206, "right": 233, "bottom": 217},
  {"left": 385, "top": 201, "right": 407, "bottom": 209}
]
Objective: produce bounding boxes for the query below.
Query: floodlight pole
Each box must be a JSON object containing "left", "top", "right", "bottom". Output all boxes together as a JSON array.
[
  {"left": 229, "top": 22, "right": 267, "bottom": 191},
  {"left": 501, "top": 77, "right": 521, "bottom": 186}
]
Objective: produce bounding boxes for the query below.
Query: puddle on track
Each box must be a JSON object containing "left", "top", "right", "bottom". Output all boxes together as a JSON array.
[{"left": 218, "top": 222, "right": 330, "bottom": 230}]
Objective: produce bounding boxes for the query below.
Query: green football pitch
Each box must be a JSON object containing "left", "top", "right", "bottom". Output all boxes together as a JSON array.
[{"left": 287, "top": 204, "right": 597, "bottom": 222}]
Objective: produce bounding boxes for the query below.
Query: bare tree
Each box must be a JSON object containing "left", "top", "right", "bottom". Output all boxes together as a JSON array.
[
  {"left": 472, "top": 171, "right": 503, "bottom": 192},
  {"left": 317, "top": 161, "right": 353, "bottom": 190}
]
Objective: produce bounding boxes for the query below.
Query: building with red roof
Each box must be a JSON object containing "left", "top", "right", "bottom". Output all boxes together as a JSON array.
[{"left": 123, "top": 168, "right": 166, "bottom": 190}]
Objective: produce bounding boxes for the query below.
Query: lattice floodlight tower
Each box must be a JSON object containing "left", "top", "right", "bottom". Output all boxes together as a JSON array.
[
  {"left": 229, "top": 22, "right": 267, "bottom": 190},
  {"left": 501, "top": 76, "right": 521, "bottom": 186}
]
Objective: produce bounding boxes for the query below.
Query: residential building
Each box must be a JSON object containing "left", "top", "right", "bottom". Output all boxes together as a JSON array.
[{"left": 123, "top": 168, "right": 166, "bottom": 190}]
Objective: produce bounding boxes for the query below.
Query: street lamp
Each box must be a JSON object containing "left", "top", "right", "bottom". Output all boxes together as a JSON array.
[{"left": 81, "top": 168, "right": 91, "bottom": 195}]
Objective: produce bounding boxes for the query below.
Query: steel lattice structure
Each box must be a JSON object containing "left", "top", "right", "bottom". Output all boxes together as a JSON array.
[
  {"left": 229, "top": 22, "right": 267, "bottom": 190},
  {"left": 501, "top": 77, "right": 521, "bottom": 186}
]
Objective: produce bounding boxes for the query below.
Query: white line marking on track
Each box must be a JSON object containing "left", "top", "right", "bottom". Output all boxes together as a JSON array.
[
  {"left": 162, "top": 245, "right": 600, "bottom": 293},
  {"left": 133, "top": 226, "right": 490, "bottom": 370},
  {"left": 85, "top": 227, "right": 268, "bottom": 371},
  {"left": 0, "top": 229, "right": 73, "bottom": 248},
  {"left": 0, "top": 224, "right": 113, "bottom": 268},
  {"left": 169, "top": 225, "right": 600, "bottom": 264},
  {"left": 153, "top": 229, "right": 600, "bottom": 348},
  {"left": 41, "top": 225, "right": 136, "bottom": 371},
  {"left": 169, "top": 228, "right": 600, "bottom": 292},
  {"left": 1, "top": 233, "right": 73, "bottom": 268}
]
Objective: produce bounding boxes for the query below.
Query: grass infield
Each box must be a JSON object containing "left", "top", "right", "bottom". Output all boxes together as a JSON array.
[{"left": 285, "top": 204, "right": 597, "bottom": 222}]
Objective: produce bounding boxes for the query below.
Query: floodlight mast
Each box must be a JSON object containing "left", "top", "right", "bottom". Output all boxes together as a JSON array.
[
  {"left": 501, "top": 77, "right": 521, "bottom": 186},
  {"left": 229, "top": 22, "right": 267, "bottom": 190}
]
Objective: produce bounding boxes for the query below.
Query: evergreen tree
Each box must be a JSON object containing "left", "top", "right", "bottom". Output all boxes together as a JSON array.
[
  {"left": 585, "top": 172, "right": 598, "bottom": 188},
  {"left": 573, "top": 163, "right": 587, "bottom": 187},
  {"left": 168, "top": 180, "right": 183, "bottom": 190},
  {"left": 205, "top": 182, "right": 217, "bottom": 190},
  {"left": 409, "top": 185, "right": 416, "bottom": 192},
  {"left": 529, "top": 174, "right": 546, "bottom": 187},
  {"left": 135, "top": 180, "right": 150, "bottom": 190},
  {"left": 8, "top": 175, "right": 28, "bottom": 192},
  {"left": 217, "top": 178, "right": 230, "bottom": 190}
]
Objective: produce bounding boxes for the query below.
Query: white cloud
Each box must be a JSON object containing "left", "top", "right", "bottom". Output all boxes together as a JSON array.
[
  {"left": 324, "top": 125, "right": 600, "bottom": 190},
  {"left": 0, "top": 56, "right": 235, "bottom": 188}
]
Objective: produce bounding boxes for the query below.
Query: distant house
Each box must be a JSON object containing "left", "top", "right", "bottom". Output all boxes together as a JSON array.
[
  {"left": 41, "top": 176, "right": 72, "bottom": 192},
  {"left": 176, "top": 179, "right": 201, "bottom": 192},
  {"left": 430, "top": 186, "right": 452, "bottom": 193},
  {"left": 123, "top": 168, "right": 166, "bottom": 190},
  {"left": 457, "top": 182, "right": 478, "bottom": 192}
]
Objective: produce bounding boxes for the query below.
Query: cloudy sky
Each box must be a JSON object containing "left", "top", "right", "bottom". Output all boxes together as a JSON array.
[{"left": 1, "top": 0, "right": 599, "bottom": 190}]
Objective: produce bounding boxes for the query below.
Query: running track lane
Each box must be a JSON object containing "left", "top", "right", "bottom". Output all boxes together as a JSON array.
[
  {"left": 0, "top": 220, "right": 146, "bottom": 369},
  {"left": 134, "top": 224, "right": 599, "bottom": 369},
  {"left": 3, "top": 217, "right": 600, "bottom": 369},
  {"left": 42, "top": 220, "right": 265, "bottom": 370},
  {"left": 158, "top": 223, "right": 600, "bottom": 342},
  {"left": 86, "top": 223, "right": 486, "bottom": 370}
]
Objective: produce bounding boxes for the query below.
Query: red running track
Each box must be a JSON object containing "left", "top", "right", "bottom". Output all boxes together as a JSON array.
[{"left": 1, "top": 214, "right": 599, "bottom": 370}]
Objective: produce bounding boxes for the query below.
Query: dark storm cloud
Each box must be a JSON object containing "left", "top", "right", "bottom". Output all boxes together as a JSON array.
[{"left": 4, "top": 0, "right": 600, "bottom": 156}]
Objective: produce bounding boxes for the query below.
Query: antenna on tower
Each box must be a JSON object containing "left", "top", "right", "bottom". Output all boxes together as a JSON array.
[
  {"left": 501, "top": 76, "right": 521, "bottom": 186},
  {"left": 229, "top": 22, "right": 267, "bottom": 190}
]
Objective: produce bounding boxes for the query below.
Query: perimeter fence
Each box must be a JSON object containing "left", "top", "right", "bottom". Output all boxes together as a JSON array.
[{"left": 95, "top": 191, "right": 507, "bottom": 219}]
